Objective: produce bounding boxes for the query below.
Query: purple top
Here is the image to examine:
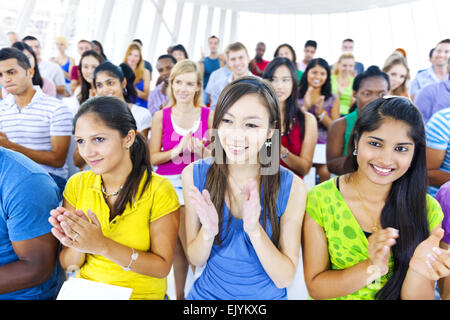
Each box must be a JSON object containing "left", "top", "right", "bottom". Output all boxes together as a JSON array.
[
  {"left": 147, "top": 83, "right": 168, "bottom": 116},
  {"left": 155, "top": 106, "right": 210, "bottom": 176},
  {"left": 299, "top": 94, "right": 337, "bottom": 144},
  {"left": 415, "top": 77, "right": 450, "bottom": 124},
  {"left": 435, "top": 181, "right": 450, "bottom": 244}
]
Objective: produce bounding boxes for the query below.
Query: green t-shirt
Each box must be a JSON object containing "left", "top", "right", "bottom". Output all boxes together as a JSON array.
[
  {"left": 343, "top": 109, "right": 358, "bottom": 156},
  {"left": 305, "top": 178, "right": 444, "bottom": 300},
  {"left": 331, "top": 75, "right": 354, "bottom": 116}
]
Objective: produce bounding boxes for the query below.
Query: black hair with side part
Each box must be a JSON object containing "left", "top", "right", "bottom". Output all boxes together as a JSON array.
[
  {"left": 344, "top": 97, "right": 429, "bottom": 300},
  {"left": 73, "top": 96, "right": 152, "bottom": 219},
  {"left": 0, "top": 47, "right": 31, "bottom": 70}
]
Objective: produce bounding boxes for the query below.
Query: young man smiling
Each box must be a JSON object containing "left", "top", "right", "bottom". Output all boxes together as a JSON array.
[{"left": 207, "top": 42, "right": 256, "bottom": 110}]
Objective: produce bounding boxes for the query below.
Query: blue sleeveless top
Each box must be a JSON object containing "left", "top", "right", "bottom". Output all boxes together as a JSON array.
[
  {"left": 135, "top": 78, "right": 148, "bottom": 108},
  {"left": 203, "top": 57, "right": 220, "bottom": 89},
  {"left": 61, "top": 57, "right": 70, "bottom": 84},
  {"left": 186, "top": 158, "right": 294, "bottom": 300}
]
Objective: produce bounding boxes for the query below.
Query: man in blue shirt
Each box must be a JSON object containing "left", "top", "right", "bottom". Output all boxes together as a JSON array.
[
  {"left": 0, "top": 147, "right": 60, "bottom": 299},
  {"left": 410, "top": 39, "right": 450, "bottom": 101}
]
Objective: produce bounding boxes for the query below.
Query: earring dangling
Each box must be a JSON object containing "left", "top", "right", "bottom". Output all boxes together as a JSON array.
[
  {"left": 353, "top": 148, "right": 358, "bottom": 156},
  {"left": 265, "top": 140, "right": 272, "bottom": 148}
]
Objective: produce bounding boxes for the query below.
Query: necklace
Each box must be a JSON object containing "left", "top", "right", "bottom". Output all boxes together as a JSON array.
[
  {"left": 101, "top": 181, "right": 123, "bottom": 199},
  {"left": 353, "top": 183, "right": 379, "bottom": 233}
]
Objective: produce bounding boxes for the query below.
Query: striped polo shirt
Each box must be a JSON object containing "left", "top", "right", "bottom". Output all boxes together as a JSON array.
[
  {"left": 0, "top": 86, "right": 73, "bottom": 179},
  {"left": 425, "top": 107, "right": 450, "bottom": 197}
]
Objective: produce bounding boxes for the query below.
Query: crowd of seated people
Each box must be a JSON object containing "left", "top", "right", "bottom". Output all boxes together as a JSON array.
[{"left": 0, "top": 30, "right": 449, "bottom": 301}]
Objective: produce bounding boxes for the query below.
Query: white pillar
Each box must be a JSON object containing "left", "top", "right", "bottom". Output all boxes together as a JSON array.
[
  {"left": 171, "top": 0, "right": 184, "bottom": 45},
  {"left": 123, "top": 0, "right": 144, "bottom": 50},
  {"left": 218, "top": 9, "right": 226, "bottom": 52},
  {"left": 61, "top": 0, "right": 81, "bottom": 38},
  {"left": 96, "top": 0, "right": 115, "bottom": 43},
  {"left": 187, "top": 4, "right": 201, "bottom": 59},
  {"left": 148, "top": 0, "right": 166, "bottom": 63},
  {"left": 15, "top": 0, "right": 36, "bottom": 37},
  {"left": 203, "top": 7, "right": 214, "bottom": 55},
  {"left": 229, "top": 10, "right": 239, "bottom": 43}
]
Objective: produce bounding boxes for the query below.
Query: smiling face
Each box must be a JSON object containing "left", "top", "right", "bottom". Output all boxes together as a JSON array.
[
  {"left": 227, "top": 49, "right": 250, "bottom": 78},
  {"left": 338, "top": 58, "right": 355, "bottom": 76},
  {"left": 270, "top": 65, "right": 293, "bottom": 104},
  {"left": 306, "top": 64, "right": 328, "bottom": 89},
  {"left": 217, "top": 94, "right": 273, "bottom": 165},
  {"left": 127, "top": 49, "right": 141, "bottom": 67},
  {"left": 355, "top": 118, "right": 415, "bottom": 186},
  {"left": 386, "top": 63, "right": 408, "bottom": 92},
  {"left": 277, "top": 46, "right": 294, "bottom": 62},
  {"left": 172, "top": 50, "right": 186, "bottom": 62},
  {"left": 81, "top": 55, "right": 101, "bottom": 84},
  {"left": 171, "top": 71, "right": 200, "bottom": 105},
  {"left": 94, "top": 71, "right": 126, "bottom": 100},
  {"left": 74, "top": 113, "right": 134, "bottom": 176}
]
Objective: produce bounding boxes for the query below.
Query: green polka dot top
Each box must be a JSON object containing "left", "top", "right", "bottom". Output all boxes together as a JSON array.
[{"left": 305, "top": 178, "right": 444, "bottom": 300}]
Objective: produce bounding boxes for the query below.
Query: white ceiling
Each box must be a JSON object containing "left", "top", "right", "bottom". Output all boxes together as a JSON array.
[{"left": 180, "top": 0, "right": 418, "bottom": 14}]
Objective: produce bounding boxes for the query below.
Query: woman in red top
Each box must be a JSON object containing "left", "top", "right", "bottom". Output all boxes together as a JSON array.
[{"left": 263, "top": 57, "right": 318, "bottom": 178}]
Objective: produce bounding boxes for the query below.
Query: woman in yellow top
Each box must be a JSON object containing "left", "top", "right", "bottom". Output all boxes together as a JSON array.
[
  {"left": 303, "top": 97, "right": 450, "bottom": 300},
  {"left": 49, "top": 96, "right": 180, "bottom": 300},
  {"left": 331, "top": 53, "right": 355, "bottom": 116}
]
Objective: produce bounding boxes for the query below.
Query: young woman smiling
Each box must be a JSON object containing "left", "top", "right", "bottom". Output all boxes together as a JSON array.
[
  {"left": 182, "top": 76, "right": 306, "bottom": 299},
  {"left": 262, "top": 57, "right": 318, "bottom": 178},
  {"left": 49, "top": 96, "right": 180, "bottom": 300},
  {"left": 298, "top": 58, "right": 340, "bottom": 183},
  {"left": 303, "top": 97, "right": 449, "bottom": 300},
  {"left": 123, "top": 43, "right": 150, "bottom": 108}
]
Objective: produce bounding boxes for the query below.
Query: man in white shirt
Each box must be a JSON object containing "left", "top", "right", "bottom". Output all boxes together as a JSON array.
[
  {"left": 0, "top": 47, "right": 72, "bottom": 195},
  {"left": 207, "top": 42, "right": 256, "bottom": 110},
  {"left": 23, "top": 35, "right": 68, "bottom": 98}
]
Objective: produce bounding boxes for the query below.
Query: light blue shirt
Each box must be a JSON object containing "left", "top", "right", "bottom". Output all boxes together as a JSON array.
[
  {"left": 425, "top": 108, "right": 450, "bottom": 197},
  {"left": 206, "top": 70, "right": 255, "bottom": 110},
  {"left": 410, "top": 66, "right": 442, "bottom": 97}
]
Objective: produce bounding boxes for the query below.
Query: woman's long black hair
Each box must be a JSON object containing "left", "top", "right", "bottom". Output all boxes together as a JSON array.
[
  {"left": 298, "top": 58, "right": 333, "bottom": 101},
  {"left": 344, "top": 97, "right": 429, "bottom": 300},
  {"left": 73, "top": 96, "right": 152, "bottom": 218},
  {"left": 263, "top": 57, "right": 305, "bottom": 143},
  {"left": 12, "top": 41, "right": 44, "bottom": 88}
]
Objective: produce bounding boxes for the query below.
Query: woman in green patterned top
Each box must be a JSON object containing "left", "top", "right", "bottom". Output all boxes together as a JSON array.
[{"left": 303, "top": 97, "right": 450, "bottom": 300}]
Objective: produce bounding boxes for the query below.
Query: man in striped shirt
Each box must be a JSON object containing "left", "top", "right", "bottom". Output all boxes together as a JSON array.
[
  {"left": 426, "top": 107, "right": 450, "bottom": 197},
  {"left": 0, "top": 48, "right": 72, "bottom": 195}
]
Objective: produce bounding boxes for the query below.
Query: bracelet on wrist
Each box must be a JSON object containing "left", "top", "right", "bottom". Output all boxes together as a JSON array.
[
  {"left": 280, "top": 149, "right": 289, "bottom": 159},
  {"left": 318, "top": 111, "right": 326, "bottom": 122},
  {"left": 122, "top": 248, "right": 138, "bottom": 271}
]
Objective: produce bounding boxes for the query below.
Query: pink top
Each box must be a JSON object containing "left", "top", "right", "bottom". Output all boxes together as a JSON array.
[{"left": 155, "top": 106, "right": 211, "bottom": 175}]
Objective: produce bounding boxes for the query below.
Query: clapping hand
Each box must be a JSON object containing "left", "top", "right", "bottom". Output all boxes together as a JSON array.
[
  {"left": 241, "top": 179, "right": 261, "bottom": 237},
  {"left": 49, "top": 208, "right": 106, "bottom": 255},
  {"left": 367, "top": 227, "right": 399, "bottom": 276},
  {"left": 410, "top": 228, "right": 450, "bottom": 281},
  {"left": 188, "top": 187, "right": 219, "bottom": 240}
]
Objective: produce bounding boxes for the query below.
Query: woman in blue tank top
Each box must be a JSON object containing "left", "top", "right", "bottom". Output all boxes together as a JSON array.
[{"left": 181, "top": 76, "right": 307, "bottom": 300}]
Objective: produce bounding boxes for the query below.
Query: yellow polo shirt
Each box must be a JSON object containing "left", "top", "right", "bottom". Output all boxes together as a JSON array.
[{"left": 63, "top": 170, "right": 180, "bottom": 300}]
